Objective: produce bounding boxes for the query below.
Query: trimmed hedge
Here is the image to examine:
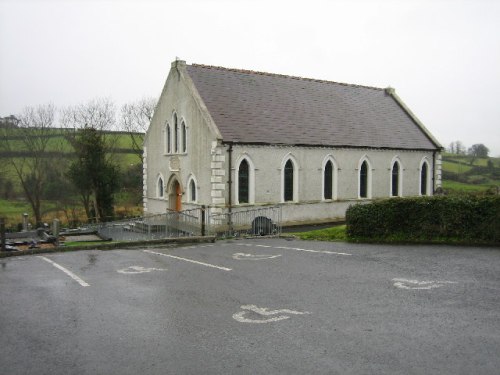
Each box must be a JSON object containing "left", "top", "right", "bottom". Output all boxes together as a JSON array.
[{"left": 346, "top": 196, "right": 500, "bottom": 244}]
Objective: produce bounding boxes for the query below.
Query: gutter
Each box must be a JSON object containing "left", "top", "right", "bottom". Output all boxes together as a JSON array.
[
  {"left": 227, "top": 142, "right": 233, "bottom": 233},
  {"left": 432, "top": 150, "right": 436, "bottom": 194}
]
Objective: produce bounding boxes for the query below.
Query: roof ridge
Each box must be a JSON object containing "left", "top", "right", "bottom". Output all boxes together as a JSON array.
[{"left": 189, "top": 63, "right": 384, "bottom": 91}]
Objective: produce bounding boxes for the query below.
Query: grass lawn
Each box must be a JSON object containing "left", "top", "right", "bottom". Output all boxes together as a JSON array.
[
  {"left": 63, "top": 241, "right": 118, "bottom": 247},
  {"left": 292, "top": 225, "right": 347, "bottom": 241},
  {"left": 0, "top": 199, "right": 32, "bottom": 216}
]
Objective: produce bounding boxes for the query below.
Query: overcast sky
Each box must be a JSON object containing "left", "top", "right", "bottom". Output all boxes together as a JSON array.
[{"left": 1, "top": 0, "right": 499, "bottom": 155}]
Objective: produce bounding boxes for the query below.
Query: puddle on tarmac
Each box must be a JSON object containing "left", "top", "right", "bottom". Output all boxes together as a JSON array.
[{"left": 81, "top": 253, "right": 98, "bottom": 271}]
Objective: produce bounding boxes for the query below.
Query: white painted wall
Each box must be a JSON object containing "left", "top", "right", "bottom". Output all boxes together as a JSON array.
[
  {"left": 144, "top": 62, "right": 441, "bottom": 224},
  {"left": 144, "top": 61, "right": 219, "bottom": 214}
]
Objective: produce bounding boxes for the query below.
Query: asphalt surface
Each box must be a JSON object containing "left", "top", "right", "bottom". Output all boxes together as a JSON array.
[{"left": 1, "top": 239, "right": 499, "bottom": 375}]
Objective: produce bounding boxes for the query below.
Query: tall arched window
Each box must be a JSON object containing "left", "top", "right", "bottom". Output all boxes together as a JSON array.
[
  {"left": 157, "top": 176, "right": 164, "bottom": 198},
  {"left": 391, "top": 161, "right": 400, "bottom": 197},
  {"left": 324, "top": 160, "right": 333, "bottom": 200},
  {"left": 359, "top": 161, "right": 369, "bottom": 198},
  {"left": 189, "top": 179, "right": 196, "bottom": 202},
  {"left": 181, "top": 121, "right": 187, "bottom": 153},
  {"left": 421, "top": 161, "right": 429, "bottom": 195},
  {"left": 238, "top": 159, "right": 249, "bottom": 204},
  {"left": 166, "top": 124, "right": 171, "bottom": 154},
  {"left": 173, "top": 114, "right": 179, "bottom": 153},
  {"left": 284, "top": 159, "right": 294, "bottom": 202}
]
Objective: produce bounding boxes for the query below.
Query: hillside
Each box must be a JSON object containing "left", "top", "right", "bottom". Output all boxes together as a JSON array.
[
  {"left": 0, "top": 129, "right": 144, "bottom": 228},
  {"left": 441, "top": 153, "right": 500, "bottom": 194}
]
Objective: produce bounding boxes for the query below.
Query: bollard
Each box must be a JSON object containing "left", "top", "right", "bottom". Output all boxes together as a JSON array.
[{"left": 0, "top": 218, "right": 6, "bottom": 252}]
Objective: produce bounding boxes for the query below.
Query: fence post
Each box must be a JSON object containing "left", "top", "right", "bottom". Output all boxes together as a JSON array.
[
  {"left": 201, "top": 206, "right": 206, "bottom": 236},
  {"left": 1, "top": 218, "right": 6, "bottom": 252}
]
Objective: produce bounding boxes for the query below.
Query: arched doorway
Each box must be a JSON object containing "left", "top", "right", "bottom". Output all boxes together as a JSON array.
[{"left": 168, "top": 179, "right": 182, "bottom": 211}]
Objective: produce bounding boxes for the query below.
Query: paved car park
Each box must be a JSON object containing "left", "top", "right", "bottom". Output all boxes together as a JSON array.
[{"left": 1, "top": 239, "right": 499, "bottom": 374}]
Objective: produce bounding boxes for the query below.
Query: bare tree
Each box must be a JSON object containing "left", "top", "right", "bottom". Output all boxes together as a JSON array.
[
  {"left": 0, "top": 104, "right": 58, "bottom": 225},
  {"left": 448, "top": 142, "right": 455, "bottom": 154},
  {"left": 120, "top": 97, "right": 156, "bottom": 162},
  {"left": 62, "top": 98, "right": 119, "bottom": 159}
]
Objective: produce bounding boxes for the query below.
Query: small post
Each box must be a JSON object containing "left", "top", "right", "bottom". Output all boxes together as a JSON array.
[
  {"left": 52, "top": 219, "right": 60, "bottom": 247},
  {"left": 22, "top": 213, "right": 29, "bottom": 232},
  {"left": 201, "top": 205, "right": 206, "bottom": 236},
  {"left": 1, "top": 218, "right": 6, "bottom": 252}
]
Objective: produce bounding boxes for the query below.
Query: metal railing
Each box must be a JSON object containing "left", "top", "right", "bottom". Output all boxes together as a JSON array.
[
  {"left": 209, "top": 206, "right": 281, "bottom": 238},
  {"left": 83, "top": 206, "right": 280, "bottom": 241}
]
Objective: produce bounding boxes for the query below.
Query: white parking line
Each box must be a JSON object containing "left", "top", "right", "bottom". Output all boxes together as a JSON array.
[
  {"left": 143, "top": 250, "right": 232, "bottom": 271},
  {"left": 392, "top": 278, "right": 457, "bottom": 290},
  {"left": 235, "top": 243, "right": 351, "bottom": 256},
  {"left": 38, "top": 256, "right": 90, "bottom": 287}
]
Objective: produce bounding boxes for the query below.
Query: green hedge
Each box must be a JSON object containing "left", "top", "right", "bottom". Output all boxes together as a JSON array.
[{"left": 346, "top": 196, "right": 500, "bottom": 244}]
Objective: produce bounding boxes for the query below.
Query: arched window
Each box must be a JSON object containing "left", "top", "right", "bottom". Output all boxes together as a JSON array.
[
  {"left": 157, "top": 176, "right": 164, "bottom": 198},
  {"left": 173, "top": 113, "right": 179, "bottom": 153},
  {"left": 324, "top": 160, "right": 333, "bottom": 200},
  {"left": 166, "top": 124, "right": 171, "bottom": 154},
  {"left": 189, "top": 179, "right": 196, "bottom": 202},
  {"left": 181, "top": 121, "right": 187, "bottom": 153},
  {"left": 359, "top": 160, "right": 369, "bottom": 198},
  {"left": 391, "top": 161, "right": 400, "bottom": 197},
  {"left": 238, "top": 159, "right": 249, "bottom": 204},
  {"left": 235, "top": 156, "right": 255, "bottom": 205},
  {"left": 421, "top": 161, "right": 429, "bottom": 195},
  {"left": 284, "top": 159, "right": 294, "bottom": 202}
]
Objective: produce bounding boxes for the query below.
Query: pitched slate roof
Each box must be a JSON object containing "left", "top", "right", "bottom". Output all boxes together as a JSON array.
[{"left": 185, "top": 63, "right": 440, "bottom": 150}]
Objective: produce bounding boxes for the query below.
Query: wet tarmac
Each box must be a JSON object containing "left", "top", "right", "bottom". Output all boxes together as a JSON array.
[{"left": 1, "top": 239, "right": 499, "bottom": 374}]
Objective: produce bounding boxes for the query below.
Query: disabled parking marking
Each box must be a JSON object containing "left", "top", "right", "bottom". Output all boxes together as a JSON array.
[
  {"left": 38, "top": 256, "right": 90, "bottom": 287},
  {"left": 144, "top": 250, "right": 232, "bottom": 271},
  {"left": 232, "top": 253, "right": 282, "bottom": 260},
  {"left": 392, "top": 278, "right": 457, "bottom": 290},
  {"left": 232, "top": 305, "right": 311, "bottom": 324},
  {"left": 235, "top": 243, "right": 351, "bottom": 256},
  {"left": 117, "top": 266, "right": 168, "bottom": 274}
]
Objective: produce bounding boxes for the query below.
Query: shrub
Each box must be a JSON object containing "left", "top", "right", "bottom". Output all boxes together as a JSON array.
[{"left": 346, "top": 196, "right": 500, "bottom": 244}]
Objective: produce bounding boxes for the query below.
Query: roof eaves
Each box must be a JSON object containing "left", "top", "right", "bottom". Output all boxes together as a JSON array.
[
  {"left": 385, "top": 88, "right": 443, "bottom": 150},
  {"left": 222, "top": 140, "right": 439, "bottom": 152}
]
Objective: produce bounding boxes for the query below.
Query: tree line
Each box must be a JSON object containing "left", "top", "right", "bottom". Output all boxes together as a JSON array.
[
  {"left": 448, "top": 140, "right": 489, "bottom": 157},
  {"left": 0, "top": 98, "right": 156, "bottom": 226}
]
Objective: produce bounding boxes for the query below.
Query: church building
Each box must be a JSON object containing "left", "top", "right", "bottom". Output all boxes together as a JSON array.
[{"left": 143, "top": 60, "right": 442, "bottom": 225}]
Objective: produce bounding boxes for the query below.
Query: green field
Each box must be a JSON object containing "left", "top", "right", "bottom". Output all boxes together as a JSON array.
[
  {"left": 0, "top": 129, "right": 143, "bottom": 228},
  {"left": 441, "top": 153, "right": 499, "bottom": 195},
  {"left": 442, "top": 160, "right": 472, "bottom": 174}
]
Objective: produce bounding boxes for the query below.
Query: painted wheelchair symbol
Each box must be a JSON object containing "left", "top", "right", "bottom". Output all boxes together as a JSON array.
[
  {"left": 117, "top": 266, "right": 168, "bottom": 274},
  {"left": 232, "top": 253, "right": 282, "bottom": 260},
  {"left": 232, "top": 304, "right": 310, "bottom": 324}
]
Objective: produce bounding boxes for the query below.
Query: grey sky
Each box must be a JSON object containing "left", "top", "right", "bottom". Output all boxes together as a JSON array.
[{"left": 1, "top": 0, "right": 499, "bottom": 155}]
